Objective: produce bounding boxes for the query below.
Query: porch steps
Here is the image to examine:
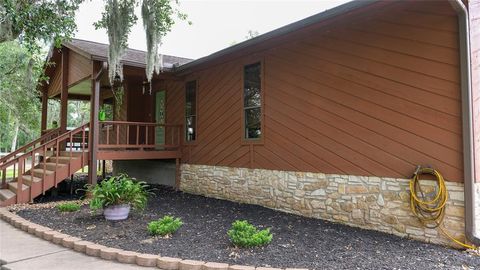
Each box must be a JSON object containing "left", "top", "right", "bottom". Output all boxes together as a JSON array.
[
  {"left": 0, "top": 123, "right": 90, "bottom": 206},
  {"left": 2, "top": 157, "right": 88, "bottom": 207},
  {"left": 0, "top": 151, "right": 88, "bottom": 206},
  {"left": 8, "top": 182, "right": 29, "bottom": 193},
  {"left": 22, "top": 175, "right": 42, "bottom": 185},
  {"left": 0, "top": 189, "right": 15, "bottom": 201}
]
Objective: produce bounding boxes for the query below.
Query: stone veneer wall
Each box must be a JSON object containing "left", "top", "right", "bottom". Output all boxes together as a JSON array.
[{"left": 180, "top": 164, "right": 473, "bottom": 247}]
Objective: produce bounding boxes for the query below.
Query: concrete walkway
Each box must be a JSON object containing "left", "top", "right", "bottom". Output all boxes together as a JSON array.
[{"left": 0, "top": 220, "right": 147, "bottom": 270}]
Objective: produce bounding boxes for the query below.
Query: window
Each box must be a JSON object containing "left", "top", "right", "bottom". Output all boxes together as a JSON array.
[
  {"left": 243, "top": 62, "right": 262, "bottom": 139},
  {"left": 185, "top": 80, "right": 197, "bottom": 141}
]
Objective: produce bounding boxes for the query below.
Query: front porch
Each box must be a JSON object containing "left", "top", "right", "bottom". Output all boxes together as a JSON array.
[
  {"left": 97, "top": 121, "right": 182, "bottom": 160},
  {"left": 38, "top": 40, "right": 186, "bottom": 186}
]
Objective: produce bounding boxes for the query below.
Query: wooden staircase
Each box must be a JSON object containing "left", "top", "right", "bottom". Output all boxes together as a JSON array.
[{"left": 0, "top": 124, "right": 89, "bottom": 206}]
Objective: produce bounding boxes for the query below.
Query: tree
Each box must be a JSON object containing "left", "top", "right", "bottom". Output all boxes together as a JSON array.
[
  {"left": 0, "top": 41, "right": 44, "bottom": 151},
  {"left": 1, "top": 0, "right": 188, "bottom": 84}
]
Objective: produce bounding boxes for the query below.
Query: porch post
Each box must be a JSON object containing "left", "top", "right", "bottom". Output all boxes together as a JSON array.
[
  {"left": 41, "top": 90, "right": 48, "bottom": 134},
  {"left": 60, "top": 47, "right": 69, "bottom": 132},
  {"left": 88, "top": 78, "right": 100, "bottom": 185}
]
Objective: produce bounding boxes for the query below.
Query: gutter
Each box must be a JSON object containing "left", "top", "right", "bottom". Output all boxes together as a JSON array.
[{"left": 448, "top": 0, "right": 480, "bottom": 246}]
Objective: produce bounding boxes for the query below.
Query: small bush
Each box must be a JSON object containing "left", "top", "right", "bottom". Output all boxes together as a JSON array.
[
  {"left": 148, "top": 216, "right": 183, "bottom": 236},
  {"left": 57, "top": 202, "right": 81, "bottom": 212},
  {"left": 227, "top": 220, "right": 273, "bottom": 248}
]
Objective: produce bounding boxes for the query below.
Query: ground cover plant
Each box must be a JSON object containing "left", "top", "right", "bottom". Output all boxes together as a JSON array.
[
  {"left": 84, "top": 174, "right": 150, "bottom": 210},
  {"left": 147, "top": 215, "right": 183, "bottom": 236},
  {"left": 56, "top": 202, "right": 81, "bottom": 212},
  {"left": 227, "top": 220, "right": 272, "bottom": 248}
]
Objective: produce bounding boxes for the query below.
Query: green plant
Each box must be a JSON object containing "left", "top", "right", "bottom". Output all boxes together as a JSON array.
[
  {"left": 147, "top": 215, "right": 183, "bottom": 236},
  {"left": 227, "top": 220, "right": 273, "bottom": 248},
  {"left": 57, "top": 202, "right": 81, "bottom": 212},
  {"left": 84, "top": 174, "right": 150, "bottom": 211}
]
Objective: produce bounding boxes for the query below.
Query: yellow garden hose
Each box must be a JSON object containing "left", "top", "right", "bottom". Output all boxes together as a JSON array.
[{"left": 409, "top": 166, "right": 476, "bottom": 250}]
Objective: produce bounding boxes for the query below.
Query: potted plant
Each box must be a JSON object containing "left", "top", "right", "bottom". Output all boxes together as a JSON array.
[
  {"left": 84, "top": 174, "right": 150, "bottom": 221},
  {"left": 98, "top": 107, "right": 106, "bottom": 121}
]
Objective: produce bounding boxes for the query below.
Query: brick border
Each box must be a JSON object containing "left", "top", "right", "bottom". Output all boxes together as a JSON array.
[{"left": 0, "top": 208, "right": 307, "bottom": 270}]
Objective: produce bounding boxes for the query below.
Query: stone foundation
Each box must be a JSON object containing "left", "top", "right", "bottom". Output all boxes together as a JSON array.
[{"left": 180, "top": 164, "right": 471, "bottom": 247}]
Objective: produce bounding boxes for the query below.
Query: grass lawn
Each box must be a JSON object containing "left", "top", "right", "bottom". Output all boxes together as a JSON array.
[
  {"left": 2, "top": 168, "right": 15, "bottom": 178},
  {"left": 1, "top": 167, "right": 100, "bottom": 180}
]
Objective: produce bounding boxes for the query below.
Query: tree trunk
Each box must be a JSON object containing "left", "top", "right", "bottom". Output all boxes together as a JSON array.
[{"left": 10, "top": 122, "right": 19, "bottom": 152}]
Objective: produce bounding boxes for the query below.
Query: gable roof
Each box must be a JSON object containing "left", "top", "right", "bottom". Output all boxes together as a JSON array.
[{"left": 63, "top": 39, "right": 193, "bottom": 70}]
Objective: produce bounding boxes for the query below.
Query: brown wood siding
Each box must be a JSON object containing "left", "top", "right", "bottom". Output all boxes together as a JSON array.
[
  {"left": 470, "top": 0, "right": 480, "bottom": 182},
  {"left": 68, "top": 51, "right": 92, "bottom": 86},
  {"left": 47, "top": 60, "right": 62, "bottom": 97},
  {"left": 166, "top": 1, "right": 463, "bottom": 181}
]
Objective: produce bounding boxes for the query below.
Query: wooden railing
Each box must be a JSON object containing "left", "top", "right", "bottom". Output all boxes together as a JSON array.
[
  {"left": 98, "top": 121, "right": 182, "bottom": 151},
  {"left": 0, "top": 123, "right": 89, "bottom": 202},
  {"left": 0, "top": 128, "right": 61, "bottom": 166}
]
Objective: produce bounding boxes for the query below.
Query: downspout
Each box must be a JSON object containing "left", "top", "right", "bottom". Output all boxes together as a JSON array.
[{"left": 448, "top": 0, "right": 480, "bottom": 246}]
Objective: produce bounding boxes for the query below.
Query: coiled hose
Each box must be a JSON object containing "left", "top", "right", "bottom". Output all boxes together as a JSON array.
[{"left": 409, "top": 166, "right": 476, "bottom": 250}]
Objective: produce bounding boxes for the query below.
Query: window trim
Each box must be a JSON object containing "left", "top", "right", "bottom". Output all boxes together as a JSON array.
[
  {"left": 184, "top": 79, "right": 198, "bottom": 144},
  {"left": 241, "top": 59, "right": 265, "bottom": 145}
]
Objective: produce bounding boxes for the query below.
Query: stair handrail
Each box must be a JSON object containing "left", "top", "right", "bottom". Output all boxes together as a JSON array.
[
  {"left": 0, "top": 123, "right": 90, "bottom": 169},
  {"left": 1, "top": 123, "right": 89, "bottom": 203},
  {"left": 0, "top": 127, "right": 62, "bottom": 165}
]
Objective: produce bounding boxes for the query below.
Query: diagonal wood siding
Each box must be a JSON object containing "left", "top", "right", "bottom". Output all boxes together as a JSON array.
[{"left": 166, "top": 1, "right": 464, "bottom": 182}]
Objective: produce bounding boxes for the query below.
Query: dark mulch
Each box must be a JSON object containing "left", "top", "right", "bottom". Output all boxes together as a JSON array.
[{"left": 15, "top": 185, "right": 480, "bottom": 270}]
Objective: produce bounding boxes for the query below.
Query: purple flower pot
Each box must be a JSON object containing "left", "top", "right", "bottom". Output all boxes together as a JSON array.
[{"left": 103, "top": 204, "right": 131, "bottom": 221}]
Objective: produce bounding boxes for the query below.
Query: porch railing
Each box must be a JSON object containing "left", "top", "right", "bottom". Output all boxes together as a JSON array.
[
  {"left": 0, "top": 128, "right": 61, "bottom": 166},
  {"left": 98, "top": 121, "right": 182, "bottom": 151},
  {"left": 0, "top": 123, "right": 89, "bottom": 201}
]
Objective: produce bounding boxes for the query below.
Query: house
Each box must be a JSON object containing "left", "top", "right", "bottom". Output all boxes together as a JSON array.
[{"left": 0, "top": 0, "right": 479, "bottom": 247}]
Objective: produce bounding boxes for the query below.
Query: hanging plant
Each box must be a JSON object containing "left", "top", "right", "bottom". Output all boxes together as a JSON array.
[
  {"left": 95, "top": 0, "right": 189, "bottom": 86},
  {"left": 112, "top": 81, "right": 124, "bottom": 118},
  {"left": 95, "top": 0, "right": 137, "bottom": 85},
  {"left": 142, "top": 0, "right": 177, "bottom": 82}
]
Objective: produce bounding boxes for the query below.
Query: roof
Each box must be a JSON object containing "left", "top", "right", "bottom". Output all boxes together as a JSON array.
[
  {"left": 177, "top": 0, "right": 376, "bottom": 72},
  {"left": 64, "top": 39, "right": 193, "bottom": 69}
]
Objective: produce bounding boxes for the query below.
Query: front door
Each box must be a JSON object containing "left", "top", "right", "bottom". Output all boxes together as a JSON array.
[{"left": 155, "top": 90, "right": 166, "bottom": 149}]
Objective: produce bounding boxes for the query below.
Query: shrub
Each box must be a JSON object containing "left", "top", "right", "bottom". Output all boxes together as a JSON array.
[
  {"left": 84, "top": 174, "right": 151, "bottom": 211},
  {"left": 227, "top": 220, "right": 273, "bottom": 248},
  {"left": 148, "top": 216, "right": 183, "bottom": 236},
  {"left": 57, "top": 202, "right": 81, "bottom": 212}
]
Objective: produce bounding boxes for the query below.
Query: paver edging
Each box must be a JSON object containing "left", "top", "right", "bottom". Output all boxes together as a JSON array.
[{"left": 0, "top": 207, "right": 307, "bottom": 270}]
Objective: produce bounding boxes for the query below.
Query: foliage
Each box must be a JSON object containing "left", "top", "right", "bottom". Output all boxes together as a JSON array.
[
  {"left": 227, "top": 220, "right": 272, "bottom": 248},
  {"left": 245, "top": 30, "right": 259, "bottom": 40},
  {"left": 141, "top": 0, "right": 188, "bottom": 82},
  {"left": 95, "top": 0, "right": 189, "bottom": 84},
  {"left": 94, "top": 0, "right": 137, "bottom": 85},
  {"left": 0, "top": 41, "right": 44, "bottom": 152},
  {"left": 68, "top": 100, "right": 90, "bottom": 127},
  {"left": 0, "top": 0, "right": 83, "bottom": 53},
  {"left": 85, "top": 174, "right": 151, "bottom": 210},
  {"left": 147, "top": 215, "right": 183, "bottom": 236},
  {"left": 2, "top": 0, "right": 189, "bottom": 86},
  {"left": 57, "top": 202, "right": 81, "bottom": 212}
]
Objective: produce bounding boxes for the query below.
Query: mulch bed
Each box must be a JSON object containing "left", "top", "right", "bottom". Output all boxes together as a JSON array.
[{"left": 14, "top": 184, "right": 480, "bottom": 270}]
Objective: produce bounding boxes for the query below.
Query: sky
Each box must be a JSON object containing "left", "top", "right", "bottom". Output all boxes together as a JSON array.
[{"left": 74, "top": 0, "right": 351, "bottom": 60}]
